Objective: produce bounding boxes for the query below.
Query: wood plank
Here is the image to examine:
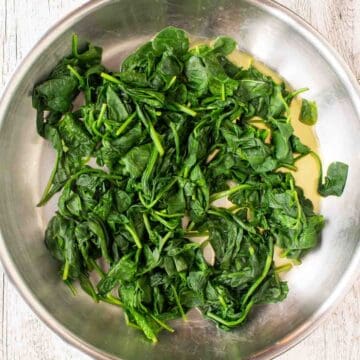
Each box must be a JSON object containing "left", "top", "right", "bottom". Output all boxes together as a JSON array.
[
  {"left": 0, "top": 2, "right": 89, "bottom": 359},
  {"left": 0, "top": 269, "right": 5, "bottom": 359},
  {"left": 277, "top": 1, "right": 360, "bottom": 359},
  {"left": 353, "top": 0, "right": 360, "bottom": 79},
  {"left": 0, "top": 0, "right": 359, "bottom": 359}
]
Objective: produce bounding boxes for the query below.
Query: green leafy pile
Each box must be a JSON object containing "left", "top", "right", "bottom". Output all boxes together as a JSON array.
[{"left": 33, "top": 27, "right": 348, "bottom": 342}]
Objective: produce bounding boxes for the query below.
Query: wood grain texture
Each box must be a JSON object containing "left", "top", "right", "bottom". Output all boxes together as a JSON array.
[{"left": 0, "top": 0, "right": 359, "bottom": 359}]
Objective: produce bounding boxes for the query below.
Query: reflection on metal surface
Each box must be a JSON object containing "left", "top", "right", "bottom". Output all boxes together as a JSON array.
[{"left": 0, "top": 0, "right": 359, "bottom": 359}]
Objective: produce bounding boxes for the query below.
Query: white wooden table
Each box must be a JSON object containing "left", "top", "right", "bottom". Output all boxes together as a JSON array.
[{"left": 0, "top": 1, "right": 359, "bottom": 359}]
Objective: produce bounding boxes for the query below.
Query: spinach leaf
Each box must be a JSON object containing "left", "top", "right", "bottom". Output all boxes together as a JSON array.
[
  {"left": 290, "top": 135, "right": 310, "bottom": 154},
  {"left": 106, "top": 85, "right": 129, "bottom": 122},
  {"left": 33, "top": 77, "right": 78, "bottom": 114},
  {"left": 97, "top": 255, "right": 137, "bottom": 295},
  {"left": 318, "top": 161, "right": 349, "bottom": 196},
  {"left": 152, "top": 26, "right": 189, "bottom": 56},
  {"left": 212, "top": 36, "right": 236, "bottom": 56},
  {"left": 300, "top": 99, "right": 318, "bottom": 125},
  {"left": 33, "top": 34, "right": 103, "bottom": 137},
  {"left": 121, "top": 143, "right": 153, "bottom": 178},
  {"left": 185, "top": 56, "right": 208, "bottom": 96}
]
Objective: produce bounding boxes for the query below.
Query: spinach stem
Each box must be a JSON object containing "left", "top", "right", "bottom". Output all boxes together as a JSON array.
[
  {"left": 136, "top": 103, "right": 165, "bottom": 156},
  {"left": 115, "top": 112, "right": 136, "bottom": 136},
  {"left": 142, "top": 213, "right": 154, "bottom": 240},
  {"left": 221, "top": 83, "right": 225, "bottom": 101},
  {"left": 71, "top": 33, "right": 79, "bottom": 57},
  {"left": 96, "top": 103, "right": 107, "bottom": 128},
  {"left": 210, "top": 184, "right": 252, "bottom": 202},
  {"left": 287, "top": 87, "right": 309, "bottom": 100},
  {"left": 207, "top": 300, "right": 254, "bottom": 327},
  {"left": 293, "top": 153, "right": 309, "bottom": 163},
  {"left": 149, "top": 123, "right": 165, "bottom": 156},
  {"left": 64, "top": 279, "right": 77, "bottom": 296},
  {"left": 37, "top": 151, "right": 61, "bottom": 206},
  {"left": 171, "top": 285, "right": 187, "bottom": 321},
  {"left": 102, "top": 294, "right": 124, "bottom": 307},
  {"left": 138, "top": 192, "right": 148, "bottom": 208},
  {"left": 275, "top": 263, "right": 293, "bottom": 273},
  {"left": 141, "top": 145, "right": 159, "bottom": 196},
  {"left": 310, "top": 150, "right": 323, "bottom": 191},
  {"left": 62, "top": 260, "right": 70, "bottom": 281},
  {"left": 171, "top": 102, "right": 197, "bottom": 117},
  {"left": 280, "top": 163, "right": 298, "bottom": 171},
  {"left": 67, "top": 64, "right": 85, "bottom": 87},
  {"left": 89, "top": 258, "right": 105, "bottom": 278},
  {"left": 289, "top": 177, "right": 302, "bottom": 229},
  {"left": 241, "top": 238, "right": 274, "bottom": 306},
  {"left": 146, "top": 178, "right": 177, "bottom": 209},
  {"left": 124, "top": 223, "right": 142, "bottom": 249},
  {"left": 159, "top": 231, "right": 173, "bottom": 253},
  {"left": 149, "top": 314, "right": 175, "bottom": 333},
  {"left": 124, "top": 312, "right": 141, "bottom": 330},
  {"left": 164, "top": 76, "right": 177, "bottom": 91},
  {"left": 184, "top": 230, "right": 209, "bottom": 238},
  {"left": 153, "top": 210, "right": 184, "bottom": 218},
  {"left": 100, "top": 72, "right": 122, "bottom": 85},
  {"left": 151, "top": 213, "right": 177, "bottom": 230},
  {"left": 169, "top": 122, "right": 180, "bottom": 164}
]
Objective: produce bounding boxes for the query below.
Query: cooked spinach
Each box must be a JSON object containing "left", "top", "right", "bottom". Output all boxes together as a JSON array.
[
  {"left": 300, "top": 98, "right": 318, "bottom": 125},
  {"left": 318, "top": 160, "right": 349, "bottom": 197},
  {"left": 33, "top": 27, "right": 348, "bottom": 342}
]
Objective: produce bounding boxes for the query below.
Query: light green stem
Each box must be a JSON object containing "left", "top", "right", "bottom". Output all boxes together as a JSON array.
[
  {"left": 115, "top": 112, "right": 136, "bottom": 136},
  {"left": 241, "top": 238, "right": 274, "bottom": 307},
  {"left": 124, "top": 223, "right": 142, "bottom": 249},
  {"left": 210, "top": 184, "right": 253, "bottom": 202},
  {"left": 207, "top": 300, "right": 254, "bottom": 327}
]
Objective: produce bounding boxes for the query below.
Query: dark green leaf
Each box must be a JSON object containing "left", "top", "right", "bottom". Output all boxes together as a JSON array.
[
  {"left": 152, "top": 26, "right": 189, "bottom": 56},
  {"left": 300, "top": 99, "right": 318, "bottom": 125},
  {"left": 318, "top": 161, "right": 348, "bottom": 196}
]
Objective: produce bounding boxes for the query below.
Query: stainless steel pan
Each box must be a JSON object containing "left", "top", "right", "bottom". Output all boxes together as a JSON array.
[{"left": 0, "top": 1, "right": 359, "bottom": 359}]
